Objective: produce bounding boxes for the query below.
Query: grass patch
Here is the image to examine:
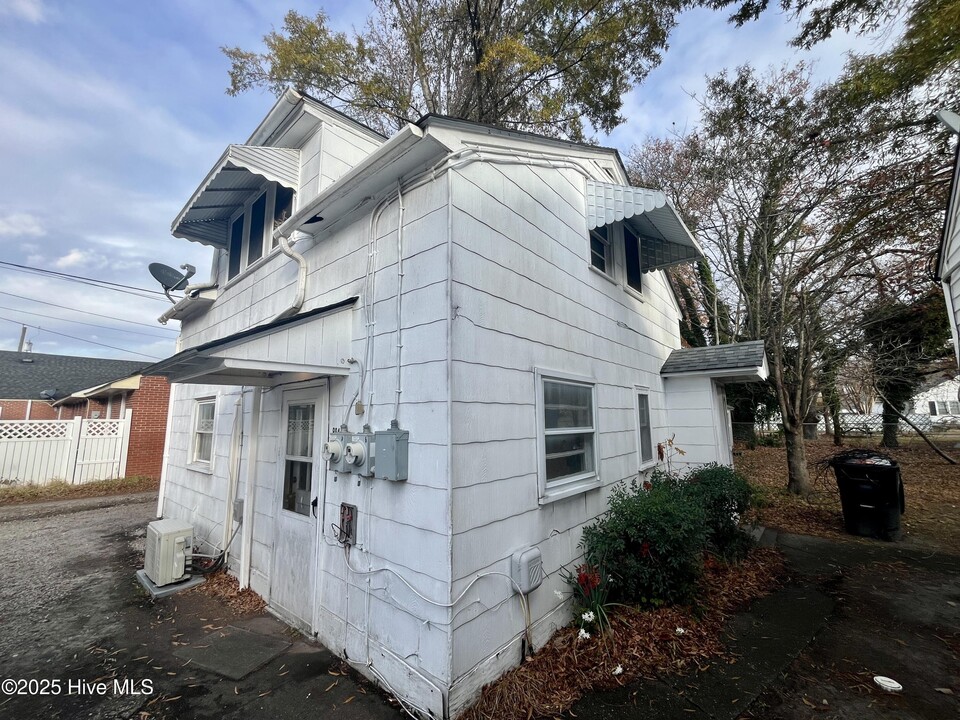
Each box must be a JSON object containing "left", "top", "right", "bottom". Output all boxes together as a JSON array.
[{"left": 0, "top": 476, "right": 158, "bottom": 506}]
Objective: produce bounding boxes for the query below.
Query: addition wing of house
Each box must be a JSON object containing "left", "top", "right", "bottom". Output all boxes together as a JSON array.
[{"left": 936, "top": 127, "right": 960, "bottom": 365}]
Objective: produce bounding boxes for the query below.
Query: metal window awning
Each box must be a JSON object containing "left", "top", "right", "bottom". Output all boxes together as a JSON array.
[
  {"left": 172, "top": 145, "right": 301, "bottom": 248},
  {"left": 586, "top": 180, "right": 704, "bottom": 272},
  {"left": 140, "top": 297, "right": 357, "bottom": 387}
]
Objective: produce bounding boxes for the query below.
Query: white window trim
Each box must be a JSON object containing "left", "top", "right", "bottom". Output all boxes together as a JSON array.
[
  {"left": 188, "top": 397, "right": 217, "bottom": 473},
  {"left": 634, "top": 386, "right": 656, "bottom": 471},
  {"left": 587, "top": 222, "right": 647, "bottom": 302},
  {"left": 535, "top": 368, "right": 600, "bottom": 504},
  {"left": 589, "top": 226, "right": 614, "bottom": 280}
]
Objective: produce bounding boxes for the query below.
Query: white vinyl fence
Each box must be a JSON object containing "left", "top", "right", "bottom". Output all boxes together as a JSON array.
[{"left": 0, "top": 409, "right": 132, "bottom": 485}]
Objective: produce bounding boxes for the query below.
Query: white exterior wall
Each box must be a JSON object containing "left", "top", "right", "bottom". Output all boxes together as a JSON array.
[
  {"left": 162, "top": 115, "right": 453, "bottom": 717},
  {"left": 443, "top": 158, "right": 687, "bottom": 715},
  {"left": 940, "top": 150, "right": 960, "bottom": 365},
  {"left": 912, "top": 379, "right": 960, "bottom": 414}
]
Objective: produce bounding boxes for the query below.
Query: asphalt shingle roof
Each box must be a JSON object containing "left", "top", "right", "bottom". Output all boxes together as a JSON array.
[
  {"left": 660, "top": 340, "right": 766, "bottom": 376},
  {"left": 0, "top": 351, "right": 145, "bottom": 400}
]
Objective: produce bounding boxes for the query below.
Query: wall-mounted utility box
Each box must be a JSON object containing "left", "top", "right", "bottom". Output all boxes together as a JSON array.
[
  {"left": 322, "top": 431, "right": 351, "bottom": 474},
  {"left": 374, "top": 422, "right": 409, "bottom": 482},
  {"left": 511, "top": 546, "right": 544, "bottom": 594},
  {"left": 345, "top": 431, "right": 375, "bottom": 477}
]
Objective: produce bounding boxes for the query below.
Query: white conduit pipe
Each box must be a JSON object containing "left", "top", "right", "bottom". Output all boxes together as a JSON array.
[{"left": 394, "top": 180, "right": 405, "bottom": 422}]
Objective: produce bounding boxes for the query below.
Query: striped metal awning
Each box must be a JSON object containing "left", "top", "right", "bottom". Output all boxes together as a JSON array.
[
  {"left": 172, "top": 145, "right": 301, "bottom": 248},
  {"left": 585, "top": 180, "right": 703, "bottom": 272}
]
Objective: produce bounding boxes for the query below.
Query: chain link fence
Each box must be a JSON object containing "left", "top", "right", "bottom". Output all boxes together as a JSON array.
[{"left": 733, "top": 414, "right": 960, "bottom": 447}]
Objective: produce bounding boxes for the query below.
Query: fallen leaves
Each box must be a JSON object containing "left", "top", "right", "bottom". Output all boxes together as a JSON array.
[
  {"left": 460, "top": 548, "right": 785, "bottom": 720},
  {"left": 187, "top": 570, "right": 266, "bottom": 615}
]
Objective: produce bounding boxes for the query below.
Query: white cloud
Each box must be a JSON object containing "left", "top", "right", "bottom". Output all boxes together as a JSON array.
[
  {"left": 0, "top": 0, "right": 46, "bottom": 23},
  {"left": 53, "top": 249, "right": 93, "bottom": 269},
  {"left": 0, "top": 211, "right": 45, "bottom": 237}
]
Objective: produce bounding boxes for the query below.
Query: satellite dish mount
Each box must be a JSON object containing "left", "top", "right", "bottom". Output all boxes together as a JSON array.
[{"left": 149, "top": 262, "right": 196, "bottom": 303}]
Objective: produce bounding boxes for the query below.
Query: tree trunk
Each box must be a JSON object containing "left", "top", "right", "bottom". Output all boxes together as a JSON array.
[
  {"left": 823, "top": 407, "right": 833, "bottom": 436},
  {"left": 831, "top": 402, "right": 843, "bottom": 446},
  {"left": 784, "top": 425, "right": 810, "bottom": 496},
  {"left": 880, "top": 400, "right": 899, "bottom": 448}
]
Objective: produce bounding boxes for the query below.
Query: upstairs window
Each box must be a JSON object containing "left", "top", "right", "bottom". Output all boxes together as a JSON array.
[
  {"left": 227, "top": 183, "right": 296, "bottom": 281},
  {"left": 590, "top": 226, "right": 611, "bottom": 275},
  {"left": 623, "top": 225, "right": 643, "bottom": 294}
]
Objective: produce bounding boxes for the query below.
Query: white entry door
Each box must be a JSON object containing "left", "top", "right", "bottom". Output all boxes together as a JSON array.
[{"left": 270, "top": 384, "right": 326, "bottom": 632}]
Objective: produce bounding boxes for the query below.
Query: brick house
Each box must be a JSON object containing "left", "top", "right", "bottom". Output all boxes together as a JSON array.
[{"left": 0, "top": 350, "right": 171, "bottom": 479}]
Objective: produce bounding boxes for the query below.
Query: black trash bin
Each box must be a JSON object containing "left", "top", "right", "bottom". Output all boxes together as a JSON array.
[{"left": 829, "top": 450, "right": 905, "bottom": 541}]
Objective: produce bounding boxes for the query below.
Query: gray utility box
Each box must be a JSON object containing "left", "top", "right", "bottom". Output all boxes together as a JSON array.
[
  {"left": 322, "top": 431, "right": 351, "bottom": 474},
  {"left": 374, "top": 422, "right": 409, "bottom": 482}
]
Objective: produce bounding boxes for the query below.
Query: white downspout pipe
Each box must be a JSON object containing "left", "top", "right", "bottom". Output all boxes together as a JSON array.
[
  {"left": 223, "top": 390, "right": 245, "bottom": 561},
  {"left": 156, "top": 382, "right": 177, "bottom": 518},
  {"left": 271, "top": 232, "right": 308, "bottom": 322},
  {"left": 240, "top": 387, "right": 263, "bottom": 589}
]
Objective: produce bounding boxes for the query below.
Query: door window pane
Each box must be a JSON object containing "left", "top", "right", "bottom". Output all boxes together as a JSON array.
[
  {"left": 286, "top": 404, "right": 315, "bottom": 457},
  {"left": 283, "top": 459, "right": 312, "bottom": 515},
  {"left": 283, "top": 403, "right": 315, "bottom": 516}
]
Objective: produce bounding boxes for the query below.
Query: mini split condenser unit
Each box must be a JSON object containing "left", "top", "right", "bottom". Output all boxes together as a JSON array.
[{"left": 144, "top": 519, "right": 193, "bottom": 586}]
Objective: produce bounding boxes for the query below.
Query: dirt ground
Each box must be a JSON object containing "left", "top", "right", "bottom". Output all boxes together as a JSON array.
[{"left": 736, "top": 440, "right": 960, "bottom": 549}]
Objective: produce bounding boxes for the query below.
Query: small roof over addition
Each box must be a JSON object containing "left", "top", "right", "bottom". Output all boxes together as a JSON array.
[
  {"left": 0, "top": 351, "right": 144, "bottom": 401},
  {"left": 660, "top": 340, "right": 768, "bottom": 382},
  {"left": 172, "top": 145, "right": 301, "bottom": 248},
  {"left": 140, "top": 297, "right": 358, "bottom": 387},
  {"left": 585, "top": 180, "right": 704, "bottom": 272}
]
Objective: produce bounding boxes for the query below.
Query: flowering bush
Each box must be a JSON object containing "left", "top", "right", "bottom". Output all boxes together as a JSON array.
[
  {"left": 561, "top": 561, "right": 616, "bottom": 636},
  {"left": 580, "top": 476, "right": 708, "bottom": 606}
]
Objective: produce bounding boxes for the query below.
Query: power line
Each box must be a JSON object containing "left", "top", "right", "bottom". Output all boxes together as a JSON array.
[
  {"left": 0, "top": 290, "right": 178, "bottom": 332},
  {"left": 0, "top": 317, "right": 164, "bottom": 360},
  {"left": 0, "top": 304, "right": 175, "bottom": 339},
  {"left": 0, "top": 261, "right": 171, "bottom": 302}
]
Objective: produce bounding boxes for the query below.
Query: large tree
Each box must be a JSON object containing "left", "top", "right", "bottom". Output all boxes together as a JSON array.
[
  {"left": 222, "top": 0, "right": 681, "bottom": 138},
  {"left": 628, "top": 63, "right": 954, "bottom": 494}
]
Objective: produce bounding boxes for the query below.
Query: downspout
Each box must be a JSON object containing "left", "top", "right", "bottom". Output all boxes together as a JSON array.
[
  {"left": 240, "top": 387, "right": 263, "bottom": 589},
  {"left": 271, "top": 232, "right": 309, "bottom": 322},
  {"left": 223, "top": 390, "right": 245, "bottom": 563},
  {"left": 156, "top": 382, "right": 177, "bottom": 518}
]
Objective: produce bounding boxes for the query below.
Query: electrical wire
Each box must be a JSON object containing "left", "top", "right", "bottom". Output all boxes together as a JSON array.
[
  {"left": 0, "top": 303, "right": 176, "bottom": 339},
  {"left": 0, "top": 261, "right": 170, "bottom": 301},
  {"left": 0, "top": 290, "right": 179, "bottom": 332},
  {"left": 0, "top": 316, "right": 163, "bottom": 359}
]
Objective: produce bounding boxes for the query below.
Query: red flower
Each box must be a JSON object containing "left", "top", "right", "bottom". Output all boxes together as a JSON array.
[
  {"left": 640, "top": 541, "right": 651, "bottom": 558},
  {"left": 576, "top": 564, "right": 601, "bottom": 593}
]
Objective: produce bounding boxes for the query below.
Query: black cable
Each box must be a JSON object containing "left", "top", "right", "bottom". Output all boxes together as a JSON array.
[
  {"left": 0, "top": 316, "right": 163, "bottom": 360},
  {"left": 0, "top": 290, "right": 178, "bottom": 332},
  {"left": 0, "top": 304, "right": 174, "bottom": 339},
  {"left": 0, "top": 261, "right": 169, "bottom": 301}
]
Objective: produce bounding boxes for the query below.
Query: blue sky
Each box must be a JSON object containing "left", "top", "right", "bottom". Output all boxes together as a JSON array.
[{"left": 0, "top": 0, "right": 873, "bottom": 362}]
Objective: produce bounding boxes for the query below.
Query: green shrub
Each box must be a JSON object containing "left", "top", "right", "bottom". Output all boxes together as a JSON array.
[
  {"left": 581, "top": 478, "right": 708, "bottom": 607},
  {"left": 681, "top": 464, "right": 754, "bottom": 561}
]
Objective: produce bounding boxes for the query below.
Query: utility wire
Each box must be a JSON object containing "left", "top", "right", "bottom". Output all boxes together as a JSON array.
[
  {"left": 0, "top": 304, "right": 174, "bottom": 339},
  {"left": 0, "top": 317, "right": 163, "bottom": 360},
  {"left": 0, "top": 261, "right": 170, "bottom": 301},
  {"left": 0, "top": 290, "right": 177, "bottom": 332}
]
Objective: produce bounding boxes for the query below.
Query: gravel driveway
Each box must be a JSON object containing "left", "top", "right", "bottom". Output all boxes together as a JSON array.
[{"left": 0, "top": 497, "right": 155, "bottom": 718}]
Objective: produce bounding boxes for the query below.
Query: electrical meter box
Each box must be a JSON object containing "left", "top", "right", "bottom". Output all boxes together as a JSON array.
[
  {"left": 511, "top": 546, "right": 544, "bottom": 594},
  {"left": 322, "top": 431, "right": 351, "bottom": 474},
  {"left": 374, "top": 422, "right": 409, "bottom": 482},
  {"left": 344, "top": 431, "right": 375, "bottom": 477},
  {"left": 144, "top": 519, "right": 193, "bottom": 587}
]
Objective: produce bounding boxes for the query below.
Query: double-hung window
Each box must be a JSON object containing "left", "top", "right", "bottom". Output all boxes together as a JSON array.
[
  {"left": 623, "top": 225, "right": 643, "bottom": 294},
  {"left": 930, "top": 400, "right": 960, "bottom": 415},
  {"left": 538, "top": 371, "right": 598, "bottom": 499},
  {"left": 192, "top": 399, "right": 216, "bottom": 465},
  {"left": 590, "top": 226, "right": 612, "bottom": 275}
]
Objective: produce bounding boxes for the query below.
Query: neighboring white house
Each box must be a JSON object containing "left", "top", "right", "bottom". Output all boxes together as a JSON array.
[
  {"left": 146, "top": 90, "right": 767, "bottom": 719},
  {"left": 911, "top": 377, "right": 960, "bottom": 416}
]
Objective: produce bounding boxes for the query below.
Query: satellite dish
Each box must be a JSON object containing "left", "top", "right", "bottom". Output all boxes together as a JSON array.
[{"left": 149, "top": 262, "right": 196, "bottom": 303}]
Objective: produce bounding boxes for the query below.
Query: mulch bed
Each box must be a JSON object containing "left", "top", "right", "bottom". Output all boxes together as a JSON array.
[
  {"left": 737, "top": 440, "right": 960, "bottom": 549},
  {"left": 460, "top": 548, "right": 784, "bottom": 720}
]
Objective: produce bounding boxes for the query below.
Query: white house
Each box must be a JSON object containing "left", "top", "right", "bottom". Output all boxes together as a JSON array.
[
  {"left": 911, "top": 377, "right": 960, "bottom": 416},
  {"left": 936, "top": 110, "right": 960, "bottom": 365},
  {"left": 146, "top": 90, "right": 767, "bottom": 719}
]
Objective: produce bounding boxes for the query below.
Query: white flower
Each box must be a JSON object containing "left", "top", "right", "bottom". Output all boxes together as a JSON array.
[
  {"left": 581, "top": 610, "right": 596, "bottom": 623},
  {"left": 612, "top": 665, "right": 623, "bottom": 676},
  {"left": 554, "top": 589, "right": 564, "bottom": 600},
  {"left": 578, "top": 628, "right": 591, "bottom": 641},
  {"left": 731, "top": 512, "right": 741, "bottom": 524},
  {"left": 675, "top": 627, "right": 686, "bottom": 635}
]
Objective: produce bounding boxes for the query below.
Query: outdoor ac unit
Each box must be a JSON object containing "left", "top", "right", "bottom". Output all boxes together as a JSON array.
[{"left": 144, "top": 519, "right": 193, "bottom": 587}]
